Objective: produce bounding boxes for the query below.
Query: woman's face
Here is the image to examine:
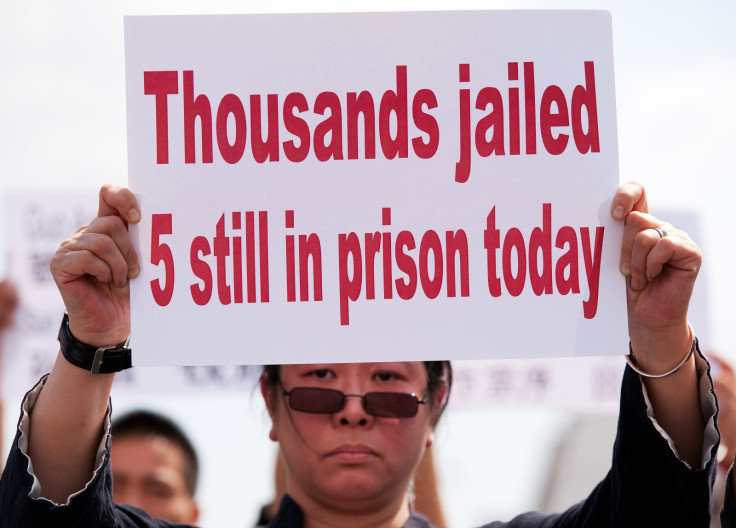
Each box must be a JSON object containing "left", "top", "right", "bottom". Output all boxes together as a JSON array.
[{"left": 262, "top": 362, "right": 440, "bottom": 514}]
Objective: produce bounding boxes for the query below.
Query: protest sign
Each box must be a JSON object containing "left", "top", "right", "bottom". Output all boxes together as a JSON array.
[{"left": 124, "top": 11, "right": 626, "bottom": 366}]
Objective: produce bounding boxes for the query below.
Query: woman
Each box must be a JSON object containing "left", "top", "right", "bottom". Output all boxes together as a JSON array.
[
  {"left": 0, "top": 182, "right": 721, "bottom": 527},
  {"left": 259, "top": 362, "right": 449, "bottom": 527}
]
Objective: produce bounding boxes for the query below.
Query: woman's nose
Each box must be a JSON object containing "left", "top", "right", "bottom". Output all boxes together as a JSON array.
[{"left": 335, "top": 394, "right": 372, "bottom": 426}]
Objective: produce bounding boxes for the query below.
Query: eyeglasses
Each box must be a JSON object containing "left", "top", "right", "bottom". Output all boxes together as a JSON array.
[{"left": 281, "top": 386, "right": 427, "bottom": 418}]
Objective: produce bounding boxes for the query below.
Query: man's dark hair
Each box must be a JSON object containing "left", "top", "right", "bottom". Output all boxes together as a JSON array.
[{"left": 111, "top": 410, "right": 199, "bottom": 496}]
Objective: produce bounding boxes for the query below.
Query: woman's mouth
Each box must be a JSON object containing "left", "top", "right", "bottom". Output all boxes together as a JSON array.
[{"left": 326, "top": 444, "right": 379, "bottom": 463}]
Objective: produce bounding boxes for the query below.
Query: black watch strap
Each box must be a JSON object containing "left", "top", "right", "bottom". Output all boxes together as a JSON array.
[{"left": 58, "top": 313, "right": 132, "bottom": 374}]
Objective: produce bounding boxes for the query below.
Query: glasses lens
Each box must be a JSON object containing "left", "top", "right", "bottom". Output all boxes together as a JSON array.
[
  {"left": 288, "top": 387, "right": 344, "bottom": 413},
  {"left": 363, "top": 392, "right": 419, "bottom": 418}
]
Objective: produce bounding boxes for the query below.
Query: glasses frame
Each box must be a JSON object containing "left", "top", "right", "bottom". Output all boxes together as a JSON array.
[{"left": 280, "top": 384, "right": 428, "bottom": 418}]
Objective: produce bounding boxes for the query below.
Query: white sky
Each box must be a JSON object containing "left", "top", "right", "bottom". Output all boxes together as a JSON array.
[{"left": 1, "top": 1, "right": 734, "bottom": 527}]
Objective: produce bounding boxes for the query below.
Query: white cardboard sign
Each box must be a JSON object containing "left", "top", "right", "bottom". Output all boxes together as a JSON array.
[{"left": 124, "top": 11, "right": 627, "bottom": 366}]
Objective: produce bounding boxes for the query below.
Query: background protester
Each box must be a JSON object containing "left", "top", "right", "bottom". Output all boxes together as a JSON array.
[{"left": 111, "top": 410, "right": 200, "bottom": 525}]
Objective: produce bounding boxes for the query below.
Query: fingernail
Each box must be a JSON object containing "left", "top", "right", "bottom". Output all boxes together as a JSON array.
[
  {"left": 613, "top": 205, "right": 625, "bottom": 220},
  {"left": 620, "top": 262, "right": 631, "bottom": 276},
  {"left": 128, "top": 209, "right": 140, "bottom": 223},
  {"left": 129, "top": 264, "right": 140, "bottom": 278}
]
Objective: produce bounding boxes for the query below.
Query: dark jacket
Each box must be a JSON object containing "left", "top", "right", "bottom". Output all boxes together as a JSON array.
[{"left": 0, "top": 363, "right": 719, "bottom": 527}]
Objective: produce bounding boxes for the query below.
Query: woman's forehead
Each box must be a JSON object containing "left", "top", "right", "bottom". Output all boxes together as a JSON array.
[{"left": 281, "top": 362, "right": 427, "bottom": 377}]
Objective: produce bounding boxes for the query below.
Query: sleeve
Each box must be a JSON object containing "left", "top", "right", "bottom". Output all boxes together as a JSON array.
[
  {"left": 0, "top": 376, "right": 184, "bottom": 528},
  {"left": 480, "top": 345, "right": 718, "bottom": 528},
  {"left": 721, "top": 467, "right": 736, "bottom": 527}
]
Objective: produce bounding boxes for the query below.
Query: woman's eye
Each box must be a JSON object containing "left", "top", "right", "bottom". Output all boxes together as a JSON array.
[
  {"left": 309, "top": 369, "right": 332, "bottom": 379},
  {"left": 375, "top": 371, "right": 399, "bottom": 382}
]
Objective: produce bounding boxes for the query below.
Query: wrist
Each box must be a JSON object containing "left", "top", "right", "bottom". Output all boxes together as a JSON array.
[
  {"left": 627, "top": 323, "right": 695, "bottom": 378},
  {"left": 58, "top": 313, "right": 132, "bottom": 374},
  {"left": 628, "top": 321, "right": 691, "bottom": 372},
  {"left": 65, "top": 312, "right": 129, "bottom": 348}
]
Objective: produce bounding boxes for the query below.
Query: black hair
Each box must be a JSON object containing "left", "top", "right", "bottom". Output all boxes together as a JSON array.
[
  {"left": 262, "top": 361, "right": 452, "bottom": 426},
  {"left": 111, "top": 410, "right": 199, "bottom": 496}
]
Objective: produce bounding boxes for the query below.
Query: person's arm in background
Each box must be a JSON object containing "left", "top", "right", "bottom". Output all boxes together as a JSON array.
[
  {"left": 705, "top": 354, "right": 736, "bottom": 526},
  {"left": 0, "top": 280, "right": 19, "bottom": 468},
  {"left": 412, "top": 445, "right": 447, "bottom": 528},
  {"left": 712, "top": 357, "right": 736, "bottom": 470},
  {"left": 25, "top": 185, "right": 140, "bottom": 503},
  {"left": 711, "top": 354, "right": 736, "bottom": 526},
  {"left": 257, "top": 451, "right": 287, "bottom": 525},
  {"left": 0, "top": 281, "right": 18, "bottom": 330},
  {"left": 612, "top": 182, "right": 705, "bottom": 467}
]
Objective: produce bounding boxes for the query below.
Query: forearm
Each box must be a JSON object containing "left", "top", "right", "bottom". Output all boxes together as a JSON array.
[
  {"left": 27, "top": 352, "right": 114, "bottom": 504},
  {"left": 608, "top": 360, "right": 714, "bottom": 527},
  {"left": 20, "top": 184, "right": 138, "bottom": 506},
  {"left": 413, "top": 447, "right": 446, "bottom": 528},
  {"left": 631, "top": 324, "right": 704, "bottom": 468}
]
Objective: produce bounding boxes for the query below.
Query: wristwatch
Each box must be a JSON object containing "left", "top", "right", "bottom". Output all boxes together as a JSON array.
[{"left": 58, "top": 313, "right": 132, "bottom": 374}]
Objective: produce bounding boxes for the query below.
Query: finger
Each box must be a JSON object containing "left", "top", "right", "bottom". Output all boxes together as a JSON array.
[
  {"left": 619, "top": 211, "right": 658, "bottom": 279},
  {"left": 642, "top": 230, "right": 700, "bottom": 282},
  {"left": 628, "top": 226, "right": 663, "bottom": 290},
  {"left": 98, "top": 184, "right": 140, "bottom": 225},
  {"left": 611, "top": 181, "right": 649, "bottom": 220},
  {"left": 628, "top": 226, "right": 699, "bottom": 291},
  {"left": 52, "top": 246, "right": 120, "bottom": 287},
  {"left": 52, "top": 217, "right": 139, "bottom": 288},
  {"left": 52, "top": 232, "right": 130, "bottom": 287},
  {"left": 84, "top": 216, "right": 140, "bottom": 279}
]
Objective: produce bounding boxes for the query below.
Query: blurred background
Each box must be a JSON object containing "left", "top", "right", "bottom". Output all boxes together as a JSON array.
[{"left": 1, "top": 1, "right": 734, "bottom": 526}]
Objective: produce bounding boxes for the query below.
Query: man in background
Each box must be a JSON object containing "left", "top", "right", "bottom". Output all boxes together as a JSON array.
[{"left": 111, "top": 410, "right": 200, "bottom": 524}]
